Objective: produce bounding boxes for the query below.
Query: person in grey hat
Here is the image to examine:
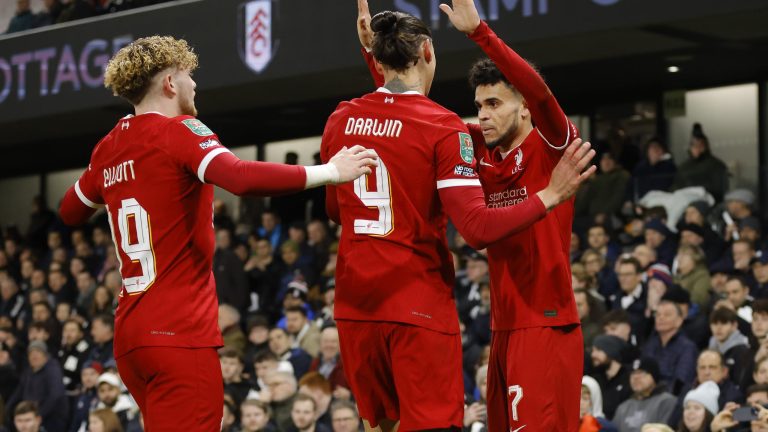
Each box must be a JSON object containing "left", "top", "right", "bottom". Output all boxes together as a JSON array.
[
  {"left": 612, "top": 357, "right": 677, "bottom": 432},
  {"left": 6, "top": 341, "right": 68, "bottom": 431},
  {"left": 590, "top": 334, "right": 632, "bottom": 419}
]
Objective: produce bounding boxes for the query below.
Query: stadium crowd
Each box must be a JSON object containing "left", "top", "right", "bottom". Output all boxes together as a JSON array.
[
  {"left": 0, "top": 122, "right": 767, "bottom": 432},
  {"left": 3, "top": 0, "right": 174, "bottom": 34}
]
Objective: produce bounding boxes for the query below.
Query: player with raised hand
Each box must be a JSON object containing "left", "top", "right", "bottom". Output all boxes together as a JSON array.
[
  {"left": 334, "top": 5, "right": 596, "bottom": 431},
  {"left": 441, "top": 0, "right": 585, "bottom": 430},
  {"left": 57, "top": 36, "right": 376, "bottom": 431}
]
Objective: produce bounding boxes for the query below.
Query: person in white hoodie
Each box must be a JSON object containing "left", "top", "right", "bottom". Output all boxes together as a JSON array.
[{"left": 580, "top": 375, "right": 618, "bottom": 432}]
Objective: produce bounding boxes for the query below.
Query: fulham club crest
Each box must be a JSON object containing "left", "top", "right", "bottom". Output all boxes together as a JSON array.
[{"left": 239, "top": 0, "right": 280, "bottom": 74}]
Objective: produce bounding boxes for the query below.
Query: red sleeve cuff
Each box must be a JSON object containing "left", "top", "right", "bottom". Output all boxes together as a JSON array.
[{"left": 468, "top": 20, "right": 491, "bottom": 42}]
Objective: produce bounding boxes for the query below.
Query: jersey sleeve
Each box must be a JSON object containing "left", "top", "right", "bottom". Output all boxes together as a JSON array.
[
  {"left": 361, "top": 48, "right": 385, "bottom": 88},
  {"left": 434, "top": 123, "right": 482, "bottom": 190},
  {"left": 320, "top": 115, "right": 341, "bottom": 223},
  {"left": 469, "top": 21, "right": 578, "bottom": 150},
  {"left": 74, "top": 161, "right": 104, "bottom": 209},
  {"left": 164, "top": 117, "right": 232, "bottom": 182}
]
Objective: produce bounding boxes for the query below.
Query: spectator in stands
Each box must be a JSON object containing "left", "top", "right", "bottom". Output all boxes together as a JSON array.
[
  {"left": 89, "top": 407, "right": 124, "bottom": 432},
  {"left": 724, "top": 189, "right": 756, "bottom": 237},
  {"left": 674, "top": 245, "right": 712, "bottom": 310},
  {"left": 96, "top": 372, "right": 137, "bottom": 428},
  {"left": 244, "top": 315, "right": 271, "bottom": 373},
  {"left": 603, "top": 310, "right": 642, "bottom": 357},
  {"left": 724, "top": 276, "right": 755, "bottom": 328},
  {"left": 0, "top": 278, "right": 26, "bottom": 324},
  {"left": 269, "top": 327, "right": 312, "bottom": 380},
  {"left": 298, "top": 372, "right": 333, "bottom": 430},
  {"left": 58, "top": 319, "right": 90, "bottom": 395},
  {"left": 89, "top": 286, "right": 115, "bottom": 318},
  {"left": 590, "top": 334, "right": 632, "bottom": 419},
  {"left": 86, "top": 314, "right": 115, "bottom": 366},
  {"left": 307, "top": 221, "right": 332, "bottom": 276},
  {"left": 55, "top": 0, "right": 95, "bottom": 24},
  {"left": 589, "top": 225, "right": 622, "bottom": 265},
  {"left": 220, "top": 347, "right": 252, "bottom": 406},
  {"left": 13, "top": 401, "right": 44, "bottom": 432},
  {"left": 672, "top": 123, "right": 728, "bottom": 202},
  {"left": 289, "top": 393, "right": 329, "bottom": 432},
  {"left": 7, "top": 341, "right": 68, "bottom": 431},
  {"left": 455, "top": 248, "right": 488, "bottom": 326},
  {"left": 646, "top": 219, "right": 677, "bottom": 267},
  {"left": 5, "top": 0, "right": 36, "bottom": 33},
  {"left": 710, "top": 383, "right": 768, "bottom": 431},
  {"left": 330, "top": 400, "right": 360, "bottom": 432},
  {"left": 628, "top": 137, "right": 676, "bottom": 202},
  {"left": 219, "top": 304, "right": 246, "bottom": 354},
  {"left": 671, "top": 350, "right": 744, "bottom": 426},
  {"left": 579, "top": 375, "right": 618, "bottom": 432},
  {"left": 662, "top": 287, "right": 711, "bottom": 351},
  {"left": 646, "top": 265, "right": 674, "bottom": 318},
  {"left": 581, "top": 152, "right": 630, "bottom": 221},
  {"left": 258, "top": 211, "right": 285, "bottom": 253},
  {"left": 613, "top": 257, "right": 650, "bottom": 338},
  {"left": 679, "top": 380, "right": 718, "bottom": 432},
  {"left": 740, "top": 217, "right": 764, "bottom": 250},
  {"left": 576, "top": 289, "right": 604, "bottom": 350},
  {"left": 25, "top": 196, "right": 55, "bottom": 252},
  {"left": 276, "top": 241, "right": 316, "bottom": 303},
  {"left": 754, "top": 357, "right": 768, "bottom": 386},
  {"left": 613, "top": 357, "right": 677, "bottom": 431},
  {"left": 285, "top": 306, "right": 320, "bottom": 358},
  {"left": 310, "top": 326, "right": 350, "bottom": 399},
  {"left": 679, "top": 223, "right": 723, "bottom": 268},
  {"left": 241, "top": 399, "right": 275, "bottom": 432},
  {"left": 222, "top": 397, "right": 239, "bottom": 432},
  {"left": 74, "top": 271, "right": 96, "bottom": 315},
  {"left": 752, "top": 300, "right": 768, "bottom": 363},
  {"left": 708, "top": 308, "right": 751, "bottom": 390},
  {"left": 251, "top": 350, "right": 280, "bottom": 394},
  {"left": 245, "top": 238, "right": 281, "bottom": 318},
  {"left": 583, "top": 249, "right": 620, "bottom": 302},
  {"left": 0, "top": 344, "right": 19, "bottom": 404},
  {"left": 642, "top": 300, "right": 698, "bottom": 394},
  {"left": 70, "top": 360, "right": 102, "bottom": 432},
  {"left": 263, "top": 369, "right": 298, "bottom": 432},
  {"left": 752, "top": 255, "right": 768, "bottom": 299},
  {"left": 214, "top": 229, "right": 250, "bottom": 313}
]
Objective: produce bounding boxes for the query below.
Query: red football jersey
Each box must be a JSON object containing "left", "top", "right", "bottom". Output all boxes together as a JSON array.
[
  {"left": 322, "top": 89, "right": 481, "bottom": 335},
  {"left": 474, "top": 130, "right": 580, "bottom": 330},
  {"left": 74, "top": 112, "right": 227, "bottom": 357}
]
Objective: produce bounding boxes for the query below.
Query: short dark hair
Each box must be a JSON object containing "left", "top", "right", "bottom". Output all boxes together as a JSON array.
[
  {"left": 710, "top": 307, "right": 739, "bottom": 325},
  {"left": 588, "top": 224, "right": 609, "bottom": 235},
  {"left": 618, "top": 257, "right": 643, "bottom": 274},
  {"left": 92, "top": 314, "right": 115, "bottom": 331},
  {"left": 285, "top": 306, "right": 308, "bottom": 318},
  {"left": 468, "top": 58, "right": 511, "bottom": 90},
  {"left": 253, "top": 350, "right": 279, "bottom": 364},
  {"left": 292, "top": 393, "right": 317, "bottom": 412},
  {"left": 601, "top": 309, "right": 630, "bottom": 327},
  {"left": 371, "top": 11, "right": 431, "bottom": 73},
  {"left": 746, "top": 383, "right": 768, "bottom": 399},
  {"left": 218, "top": 346, "right": 243, "bottom": 363},
  {"left": 726, "top": 275, "right": 749, "bottom": 290},
  {"left": 754, "top": 299, "right": 768, "bottom": 316},
  {"left": 14, "top": 401, "right": 39, "bottom": 417}
]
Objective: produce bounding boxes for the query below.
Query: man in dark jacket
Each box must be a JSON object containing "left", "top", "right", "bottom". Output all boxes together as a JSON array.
[
  {"left": 641, "top": 301, "right": 698, "bottom": 394},
  {"left": 627, "top": 137, "right": 677, "bottom": 201},
  {"left": 589, "top": 334, "right": 632, "bottom": 420},
  {"left": 672, "top": 123, "right": 728, "bottom": 202},
  {"left": 7, "top": 341, "right": 68, "bottom": 431},
  {"left": 5, "top": 0, "right": 36, "bottom": 33}
]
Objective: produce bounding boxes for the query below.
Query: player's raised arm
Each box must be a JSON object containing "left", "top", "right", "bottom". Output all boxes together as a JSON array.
[
  {"left": 60, "top": 153, "right": 104, "bottom": 226},
  {"left": 357, "top": 0, "right": 385, "bottom": 88},
  {"left": 440, "top": 138, "right": 595, "bottom": 249},
  {"left": 440, "top": 0, "right": 574, "bottom": 148},
  {"left": 203, "top": 145, "right": 377, "bottom": 196}
]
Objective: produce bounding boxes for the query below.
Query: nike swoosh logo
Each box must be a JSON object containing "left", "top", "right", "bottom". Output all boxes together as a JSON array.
[
  {"left": 479, "top": 157, "right": 493, "bottom": 167},
  {"left": 511, "top": 426, "right": 527, "bottom": 432}
]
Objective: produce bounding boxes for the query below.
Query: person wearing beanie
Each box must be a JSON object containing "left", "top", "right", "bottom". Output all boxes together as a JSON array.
[
  {"left": 590, "top": 335, "right": 632, "bottom": 420},
  {"left": 6, "top": 340, "right": 68, "bottom": 431},
  {"left": 612, "top": 357, "right": 677, "bottom": 432},
  {"left": 645, "top": 219, "right": 678, "bottom": 268},
  {"left": 70, "top": 360, "right": 104, "bottom": 432},
  {"left": 646, "top": 263, "right": 674, "bottom": 318},
  {"left": 671, "top": 123, "right": 728, "bottom": 202},
  {"left": 580, "top": 375, "right": 619, "bottom": 432},
  {"left": 680, "top": 380, "right": 719, "bottom": 432}
]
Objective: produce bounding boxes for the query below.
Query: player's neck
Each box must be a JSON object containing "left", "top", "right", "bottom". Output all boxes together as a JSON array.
[
  {"left": 382, "top": 72, "right": 426, "bottom": 95},
  {"left": 134, "top": 98, "right": 183, "bottom": 118},
  {"left": 498, "top": 124, "right": 534, "bottom": 157}
]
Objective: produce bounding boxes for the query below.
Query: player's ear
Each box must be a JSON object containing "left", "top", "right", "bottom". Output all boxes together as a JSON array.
[
  {"left": 422, "top": 39, "right": 433, "bottom": 64},
  {"left": 161, "top": 72, "right": 176, "bottom": 98}
]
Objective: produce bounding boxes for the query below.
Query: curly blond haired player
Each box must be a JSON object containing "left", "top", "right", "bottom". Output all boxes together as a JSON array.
[{"left": 58, "top": 36, "right": 376, "bottom": 430}]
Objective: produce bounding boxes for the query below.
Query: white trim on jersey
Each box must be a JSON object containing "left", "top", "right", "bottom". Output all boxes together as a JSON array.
[
  {"left": 537, "top": 113, "right": 571, "bottom": 151},
  {"left": 197, "top": 148, "right": 231, "bottom": 183},
  {"left": 436, "top": 179, "right": 482, "bottom": 189},
  {"left": 376, "top": 87, "right": 422, "bottom": 96},
  {"left": 74, "top": 180, "right": 103, "bottom": 208}
]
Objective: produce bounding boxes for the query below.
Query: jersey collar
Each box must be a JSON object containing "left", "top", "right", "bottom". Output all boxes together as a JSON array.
[{"left": 376, "top": 87, "right": 422, "bottom": 96}]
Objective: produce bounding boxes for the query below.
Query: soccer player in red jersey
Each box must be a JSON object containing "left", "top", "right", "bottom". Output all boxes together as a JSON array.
[
  {"left": 440, "top": 1, "right": 585, "bottom": 430},
  {"left": 333, "top": 7, "right": 595, "bottom": 432},
  {"left": 57, "top": 36, "right": 377, "bottom": 430}
]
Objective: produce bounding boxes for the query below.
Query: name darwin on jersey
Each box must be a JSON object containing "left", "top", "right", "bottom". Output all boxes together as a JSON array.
[
  {"left": 344, "top": 117, "right": 403, "bottom": 138},
  {"left": 487, "top": 186, "right": 528, "bottom": 208},
  {"left": 104, "top": 159, "right": 136, "bottom": 188}
]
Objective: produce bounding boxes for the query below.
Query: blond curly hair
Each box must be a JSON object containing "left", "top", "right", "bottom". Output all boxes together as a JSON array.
[{"left": 104, "top": 35, "right": 198, "bottom": 105}]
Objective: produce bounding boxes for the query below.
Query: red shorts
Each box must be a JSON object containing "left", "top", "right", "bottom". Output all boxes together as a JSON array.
[
  {"left": 116, "top": 346, "right": 223, "bottom": 432},
  {"left": 336, "top": 320, "right": 464, "bottom": 430},
  {"left": 487, "top": 325, "right": 583, "bottom": 432}
]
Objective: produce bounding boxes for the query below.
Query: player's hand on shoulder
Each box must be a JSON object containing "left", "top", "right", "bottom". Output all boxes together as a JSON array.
[
  {"left": 329, "top": 145, "right": 378, "bottom": 184},
  {"left": 538, "top": 138, "right": 596, "bottom": 210},
  {"left": 357, "top": 0, "right": 373, "bottom": 50},
  {"left": 439, "top": 0, "right": 481, "bottom": 34}
]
